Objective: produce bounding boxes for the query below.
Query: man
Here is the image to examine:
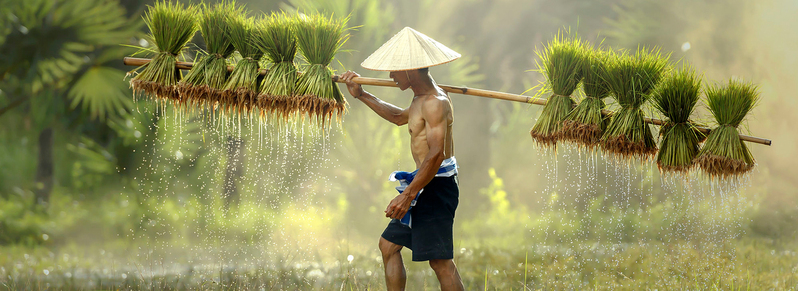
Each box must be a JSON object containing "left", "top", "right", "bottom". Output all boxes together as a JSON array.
[{"left": 339, "top": 27, "right": 465, "bottom": 291}]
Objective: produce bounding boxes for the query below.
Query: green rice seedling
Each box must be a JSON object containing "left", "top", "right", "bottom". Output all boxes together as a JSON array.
[
  {"left": 600, "top": 47, "right": 669, "bottom": 161},
  {"left": 222, "top": 12, "right": 263, "bottom": 115},
  {"left": 295, "top": 12, "right": 350, "bottom": 126},
  {"left": 695, "top": 79, "right": 759, "bottom": 178},
  {"left": 178, "top": 1, "right": 240, "bottom": 110},
  {"left": 529, "top": 30, "right": 587, "bottom": 148},
  {"left": 130, "top": 1, "right": 198, "bottom": 104},
  {"left": 253, "top": 11, "right": 299, "bottom": 120},
  {"left": 560, "top": 47, "right": 612, "bottom": 149},
  {"left": 651, "top": 64, "right": 705, "bottom": 174}
]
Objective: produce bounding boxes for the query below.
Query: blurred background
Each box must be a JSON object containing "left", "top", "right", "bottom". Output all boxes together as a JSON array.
[{"left": 1, "top": 0, "right": 797, "bottom": 289}]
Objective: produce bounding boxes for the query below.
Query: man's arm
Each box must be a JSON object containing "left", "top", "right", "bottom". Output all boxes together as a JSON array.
[
  {"left": 341, "top": 71, "right": 408, "bottom": 126},
  {"left": 385, "top": 96, "right": 449, "bottom": 219}
]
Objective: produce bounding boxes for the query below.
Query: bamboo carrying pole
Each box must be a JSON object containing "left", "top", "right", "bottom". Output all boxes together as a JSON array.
[{"left": 124, "top": 57, "right": 772, "bottom": 146}]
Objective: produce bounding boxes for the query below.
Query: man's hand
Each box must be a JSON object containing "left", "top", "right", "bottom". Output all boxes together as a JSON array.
[
  {"left": 385, "top": 191, "right": 416, "bottom": 219},
  {"left": 340, "top": 70, "right": 365, "bottom": 98}
]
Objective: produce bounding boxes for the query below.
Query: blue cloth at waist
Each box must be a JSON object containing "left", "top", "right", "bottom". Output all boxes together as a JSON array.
[{"left": 388, "top": 157, "right": 458, "bottom": 227}]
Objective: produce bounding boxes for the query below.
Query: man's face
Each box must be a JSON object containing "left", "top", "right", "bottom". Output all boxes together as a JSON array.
[{"left": 389, "top": 70, "right": 411, "bottom": 91}]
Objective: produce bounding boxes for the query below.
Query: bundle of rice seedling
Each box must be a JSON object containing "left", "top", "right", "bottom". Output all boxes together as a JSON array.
[
  {"left": 600, "top": 47, "right": 669, "bottom": 161},
  {"left": 559, "top": 48, "right": 612, "bottom": 149},
  {"left": 222, "top": 12, "right": 263, "bottom": 115},
  {"left": 130, "top": 1, "right": 198, "bottom": 104},
  {"left": 252, "top": 11, "right": 299, "bottom": 119},
  {"left": 529, "top": 30, "right": 586, "bottom": 148},
  {"left": 295, "top": 13, "right": 350, "bottom": 125},
  {"left": 178, "top": 1, "right": 240, "bottom": 109},
  {"left": 695, "top": 80, "right": 759, "bottom": 178},
  {"left": 651, "top": 64, "right": 704, "bottom": 173}
]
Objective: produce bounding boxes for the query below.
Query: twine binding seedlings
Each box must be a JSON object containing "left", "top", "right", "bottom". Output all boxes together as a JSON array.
[
  {"left": 600, "top": 47, "right": 669, "bottom": 161},
  {"left": 651, "top": 64, "right": 704, "bottom": 174},
  {"left": 560, "top": 47, "right": 612, "bottom": 149},
  {"left": 529, "top": 30, "right": 587, "bottom": 148},
  {"left": 130, "top": 1, "right": 198, "bottom": 105},
  {"left": 222, "top": 12, "right": 264, "bottom": 117},
  {"left": 253, "top": 11, "right": 299, "bottom": 121},
  {"left": 178, "top": 1, "right": 239, "bottom": 111},
  {"left": 695, "top": 79, "right": 759, "bottom": 179},
  {"left": 295, "top": 13, "right": 351, "bottom": 127}
]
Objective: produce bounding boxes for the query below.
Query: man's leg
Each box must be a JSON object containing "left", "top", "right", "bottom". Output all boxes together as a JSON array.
[
  {"left": 379, "top": 237, "right": 406, "bottom": 291},
  {"left": 429, "top": 259, "right": 464, "bottom": 291}
]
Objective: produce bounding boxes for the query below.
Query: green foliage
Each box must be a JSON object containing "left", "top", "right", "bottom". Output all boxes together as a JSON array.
[
  {"left": 529, "top": 30, "right": 586, "bottom": 147},
  {"left": 222, "top": 13, "right": 263, "bottom": 110},
  {"left": 295, "top": 13, "right": 350, "bottom": 67},
  {"left": 253, "top": 11, "right": 300, "bottom": 114},
  {"left": 180, "top": 1, "right": 240, "bottom": 88},
  {"left": 131, "top": 1, "right": 199, "bottom": 102},
  {"left": 292, "top": 12, "right": 350, "bottom": 123},
  {"left": 142, "top": 1, "right": 199, "bottom": 56},
  {"left": 0, "top": 0, "right": 135, "bottom": 90},
  {"left": 560, "top": 48, "right": 613, "bottom": 148},
  {"left": 695, "top": 79, "right": 759, "bottom": 178},
  {"left": 651, "top": 65, "right": 704, "bottom": 172},
  {"left": 601, "top": 47, "right": 670, "bottom": 160},
  {"left": 68, "top": 67, "right": 133, "bottom": 121}
]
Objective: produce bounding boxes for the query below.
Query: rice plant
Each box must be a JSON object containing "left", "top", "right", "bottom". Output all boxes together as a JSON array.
[
  {"left": 651, "top": 64, "right": 704, "bottom": 174},
  {"left": 695, "top": 79, "right": 759, "bottom": 178},
  {"left": 253, "top": 11, "right": 299, "bottom": 120},
  {"left": 560, "top": 47, "right": 612, "bottom": 149},
  {"left": 178, "top": 1, "right": 240, "bottom": 110},
  {"left": 529, "top": 29, "right": 587, "bottom": 148},
  {"left": 600, "top": 47, "right": 669, "bottom": 161},
  {"left": 222, "top": 11, "right": 263, "bottom": 115},
  {"left": 129, "top": 1, "right": 198, "bottom": 104},
  {"left": 295, "top": 12, "right": 351, "bottom": 126}
]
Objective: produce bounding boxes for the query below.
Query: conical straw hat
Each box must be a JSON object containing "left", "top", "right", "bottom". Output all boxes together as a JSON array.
[{"left": 361, "top": 27, "right": 461, "bottom": 71}]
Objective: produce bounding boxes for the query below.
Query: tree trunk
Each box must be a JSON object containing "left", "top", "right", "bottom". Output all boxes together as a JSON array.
[
  {"left": 34, "top": 127, "right": 54, "bottom": 205},
  {"left": 223, "top": 136, "right": 244, "bottom": 211}
]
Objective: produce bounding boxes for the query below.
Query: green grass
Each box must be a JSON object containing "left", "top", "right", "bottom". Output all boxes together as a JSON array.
[
  {"left": 178, "top": 1, "right": 241, "bottom": 108},
  {"left": 2, "top": 239, "right": 796, "bottom": 290},
  {"left": 600, "top": 47, "right": 670, "bottom": 160},
  {"left": 560, "top": 47, "right": 613, "bottom": 148},
  {"left": 221, "top": 12, "right": 263, "bottom": 115},
  {"left": 130, "top": 1, "right": 198, "bottom": 103},
  {"left": 529, "top": 29, "right": 587, "bottom": 148},
  {"left": 294, "top": 12, "right": 351, "bottom": 125},
  {"left": 253, "top": 11, "right": 300, "bottom": 119},
  {"left": 695, "top": 79, "right": 759, "bottom": 178},
  {"left": 651, "top": 64, "right": 704, "bottom": 173}
]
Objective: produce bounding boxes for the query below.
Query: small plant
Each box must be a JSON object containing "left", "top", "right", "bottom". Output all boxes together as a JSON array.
[
  {"left": 695, "top": 79, "right": 759, "bottom": 178},
  {"left": 129, "top": 1, "right": 198, "bottom": 104},
  {"left": 221, "top": 11, "right": 263, "bottom": 115},
  {"left": 294, "top": 12, "right": 351, "bottom": 126},
  {"left": 560, "top": 47, "right": 612, "bottom": 149},
  {"left": 600, "top": 47, "right": 670, "bottom": 161},
  {"left": 178, "top": 1, "right": 240, "bottom": 110},
  {"left": 253, "top": 11, "right": 299, "bottom": 120},
  {"left": 651, "top": 64, "right": 704, "bottom": 174},
  {"left": 529, "top": 29, "right": 587, "bottom": 148}
]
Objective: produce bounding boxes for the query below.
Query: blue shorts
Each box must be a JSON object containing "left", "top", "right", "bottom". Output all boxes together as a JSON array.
[{"left": 381, "top": 175, "right": 459, "bottom": 261}]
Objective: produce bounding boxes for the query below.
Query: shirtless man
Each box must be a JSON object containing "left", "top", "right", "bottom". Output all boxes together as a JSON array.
[{"left": 340, "top": 66, "right": 464, "bottom": 290}]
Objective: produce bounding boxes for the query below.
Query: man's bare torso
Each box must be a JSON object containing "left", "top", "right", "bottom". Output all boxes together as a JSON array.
[{"left": 407, "top": 87, "right": 455, "bottom": 168}]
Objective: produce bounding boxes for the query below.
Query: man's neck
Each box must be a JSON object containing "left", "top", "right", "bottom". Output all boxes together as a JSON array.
[{"left": 409, "top": 73, "right": 439, "bottom": 97}]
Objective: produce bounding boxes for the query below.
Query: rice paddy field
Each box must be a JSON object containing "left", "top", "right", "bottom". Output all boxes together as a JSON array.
[{"left": 2, "top": 0, "right": 798, "bottom": 290}]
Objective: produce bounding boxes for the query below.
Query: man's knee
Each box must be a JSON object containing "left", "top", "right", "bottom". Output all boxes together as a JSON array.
[
  {"left": 428, "top": 259, "right": 454, "bottom": 273},
  {"left": 379, "top": 237, "right": 402, "bottom": 256}
]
